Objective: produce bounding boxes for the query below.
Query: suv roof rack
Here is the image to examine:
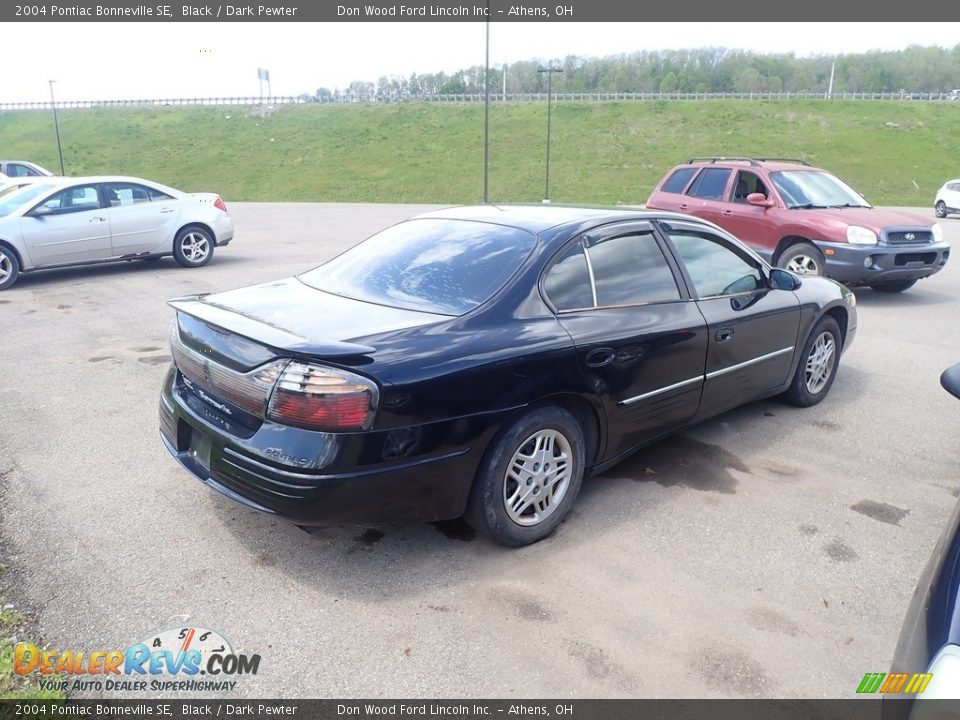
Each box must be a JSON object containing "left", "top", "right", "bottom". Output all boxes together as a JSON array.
[{"left": 686, "top": 156, "right": 811, "bottom": 167}]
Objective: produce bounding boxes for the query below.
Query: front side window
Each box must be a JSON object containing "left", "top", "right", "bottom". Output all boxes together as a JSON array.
[
  {"left": 39, "top": 185, "right": 101, "bottom": 214},
  {"left": 686, "top": 168, "right": 732, "bottom": 200},
  {"left": 665, "top": 227, "right": 763, "bottom": 298},
  {"left": 731, "top": 171, "right": 769, "bottom": 203},
  {"left": 300, "top": 219, "right": 536, "bottom": 316},
  {"left": 7, "top": 164, "right": 38, "bottom": 177}
]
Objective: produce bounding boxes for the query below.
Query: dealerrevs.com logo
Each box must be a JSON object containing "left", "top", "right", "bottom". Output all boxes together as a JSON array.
[{"left": 14, "top": 626, "right": 260, "bottom": 693}]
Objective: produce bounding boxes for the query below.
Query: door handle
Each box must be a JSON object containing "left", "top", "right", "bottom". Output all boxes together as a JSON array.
[
  {"left": 678, "top": 203, "right": 689, "bottom": 211},
  {"left": 89, "top": 217, "right": 106, "bottom": 222},
  {"left": 721, "top": 209, "right": 734, "bottom": 217},
  {"left": 585, "top": 348, "right": 617, "bottom": 368},
  {"left": 714, "top": 328, "right": 735, "bottom": 343},
  {"left": 159, "top": 208, "right": 175, "bottom": 214}
]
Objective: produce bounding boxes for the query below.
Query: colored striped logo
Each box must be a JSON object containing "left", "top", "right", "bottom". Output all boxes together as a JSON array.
[{"left": 857, "top": 672, "right": 933, "bottom": 694}]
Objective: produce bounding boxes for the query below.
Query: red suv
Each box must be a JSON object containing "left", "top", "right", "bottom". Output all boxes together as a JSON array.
[{"left": 646, "top": 157, "right": 950, "bottom": 292}]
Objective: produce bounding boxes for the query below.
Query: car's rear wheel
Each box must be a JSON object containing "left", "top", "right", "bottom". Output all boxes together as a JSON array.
[
  {"left": 0, "top": 245, "right": 20, "bottom": 291},
  {"left": 465, "top": 406, "right": 585, "bottom": 547},
  {"left": 935, "top": 200, "right": 948, "bottom": 218},
  {"left": 173, "top": 226, "right": 214, "bottom": 268},
  {"left": 870, "top": 278, "right": 917, "bottom": 293},
  {"left": 782, "top": 315, "right": 841, "bottom": 407},
  {"left": 777, "top": 242, "right": 826, "bottom": 276}
]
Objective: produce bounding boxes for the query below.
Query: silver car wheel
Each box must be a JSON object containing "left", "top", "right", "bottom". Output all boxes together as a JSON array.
[
  {"left": 0, "top": 253, "right": 11, "bottom": 284},
  {"left": 503, "top": 429, "right": 572, "bottom": 527},
  {"left": 786, "top": 254, "right": 820, "bottom": 275},
  {"left": 180, "top": 232, "right": 210, "bottom": 262},
  {"left": 805, "top": 331, "right": 836, "bottom": 395}
]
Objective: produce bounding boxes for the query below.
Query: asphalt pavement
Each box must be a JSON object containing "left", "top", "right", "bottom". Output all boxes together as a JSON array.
[{"left": 1, "top": 202, "right": 958, "bottom": 699}]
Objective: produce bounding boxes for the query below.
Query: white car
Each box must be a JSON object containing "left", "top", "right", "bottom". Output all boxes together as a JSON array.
[
  {"left": 0, "top": 160, "right": 55, "bottom": 177},
  {"left": 0, "top": 176, "right": 234, "bottom": 290},
  {"left": 935, "top": 179, "right": 960, "bottom": 218}
]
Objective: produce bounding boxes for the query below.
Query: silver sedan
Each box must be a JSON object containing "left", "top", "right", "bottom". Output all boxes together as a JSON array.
[{"left": 0, "top": 176, "right": 234, "bottom": 290}]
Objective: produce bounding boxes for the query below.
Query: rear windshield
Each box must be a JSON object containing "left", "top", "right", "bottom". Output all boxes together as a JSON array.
[{"left": 299, "top": 218, "right": 536, "bottom": 316}]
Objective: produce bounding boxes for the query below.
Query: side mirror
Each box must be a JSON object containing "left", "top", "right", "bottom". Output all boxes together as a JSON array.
[
  {"left": 747, "top": 193, "right": 775, "bottom": 208},
  {"left": 769, "top": 268, "right": 801, "bottom": 291},
  {"left": 28, "top": 205, "right": 52, "bottom": 217},
  {"left": 942, "top": 363, "right": 960, "bottom": 400}
]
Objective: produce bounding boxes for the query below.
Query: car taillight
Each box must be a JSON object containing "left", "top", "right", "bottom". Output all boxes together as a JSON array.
[
  {"left": 267, "top": 362, "right": 378, "bottom": 432},
  {"left": 213, "top": 197, "right": 227, "bottom": 213}
]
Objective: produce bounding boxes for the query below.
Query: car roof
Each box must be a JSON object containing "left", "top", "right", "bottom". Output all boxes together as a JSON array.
[{"left": 414, "top": 204, "right": 698, "bottom": 234}]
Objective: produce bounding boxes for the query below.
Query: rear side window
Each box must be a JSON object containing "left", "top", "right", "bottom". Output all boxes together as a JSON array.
[
  {"left": 543, "top": 242, "right": 593, "bottom": 311},
  {"left": 686, "top": 168, "right": 731, "bottom": 200},
  {"left": 589, "top": 232, "right": 681, "bottom": 306},
  {"left": 300, "top": 219, "right": 536, "bottom": 316},
  {"left": 544, "top": 231, "right": 681, "bottom": 311},
  {"left": 660, "top": 167, "right": 697, "bottom": 194}
]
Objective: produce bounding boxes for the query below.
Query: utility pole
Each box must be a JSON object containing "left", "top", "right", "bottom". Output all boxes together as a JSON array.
[
  {"left": 48, "top": 80, "right": 65, "bottom": 175},
  {"left": 537, "top": 65, "right": 563, "bottom": 203}
]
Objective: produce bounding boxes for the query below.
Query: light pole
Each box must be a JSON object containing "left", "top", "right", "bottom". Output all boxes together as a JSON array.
[
  {"left": 537, "top": 65, "right": 563, "bottom": 203},
  {"left": 483, "top": 1, "right": 490, "bottom": 204},
  {"left": 48, "top": 80, "right": 65, "bottom": 175}
]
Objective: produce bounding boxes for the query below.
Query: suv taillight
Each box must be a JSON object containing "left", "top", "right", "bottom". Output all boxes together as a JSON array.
[
  {"left": 266, "top": 362, "right": 379, "bottom": 432},
  {"left": 213, "top": 197, "right": 227, "bottom": 213}
]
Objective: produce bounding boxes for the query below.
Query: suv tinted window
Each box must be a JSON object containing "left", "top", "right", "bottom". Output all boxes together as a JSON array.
[
  {"left": 731, "top": 171, "right": 769, "bottom": 203},
  {"left": 300, "top": 219, "right": 535, "bottom": 316},
  {"left": 587, "top": 232, "right": 680, "bottom": 306},
  {"left": 661, "top": 167, "right": 697, "bottom": 194},
  {"left": 664, "top": 226, "right": 763, "bottom": 297},
  {"left": 544, "top": 242, "right": 594, "bottom": 311},
  {"left": 686, "top": 168, "right": 731, "bottom": 200}
]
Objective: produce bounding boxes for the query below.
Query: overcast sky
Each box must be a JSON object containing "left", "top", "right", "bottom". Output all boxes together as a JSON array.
[{"left": 6, "top": 22, "right": 959, "bottom": 102}]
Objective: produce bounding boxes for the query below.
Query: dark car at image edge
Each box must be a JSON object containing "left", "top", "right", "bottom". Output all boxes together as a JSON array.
[
  {"left": 646, "top": 157, "right": 950, "bottom": 293},
  {"left": 159, "top": 205, "right": 857, "bottom": 546}
]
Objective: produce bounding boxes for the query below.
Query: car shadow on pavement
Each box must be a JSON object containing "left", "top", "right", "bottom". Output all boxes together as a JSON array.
[
  {"left": 850, "top": 286, "right": 957, "bottom": 307},
  {"left": 202, "top": 367, "right": 870, "bottom": 601},
  {"left": 3, "top": 255, "right": 250, "bottom": 290}
]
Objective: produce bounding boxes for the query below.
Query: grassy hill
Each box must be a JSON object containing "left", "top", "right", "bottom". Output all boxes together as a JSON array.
[{"left": 1, "top": 99, "right": 957, "bottom": 206}]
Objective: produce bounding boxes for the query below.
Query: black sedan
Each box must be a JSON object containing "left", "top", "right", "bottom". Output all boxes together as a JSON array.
[{"left": 159, "top": 206, "right": 857, "bottom": 546}]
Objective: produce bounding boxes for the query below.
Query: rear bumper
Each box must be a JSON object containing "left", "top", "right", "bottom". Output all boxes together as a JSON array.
[
  {"left": 211, "top": 214, "right": 234, "bottom": 246},
  {"left": 159, "top": 367, "right": 505, "bottom": 525},
  {"left": 817, "top": 240, "right": 950, "bottom": 285}
]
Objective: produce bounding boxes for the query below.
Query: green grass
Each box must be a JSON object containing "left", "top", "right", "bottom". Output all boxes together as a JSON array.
[
  {"left": 1, "top": 99, "right": 957, "bottom": 206},
  {"left": 0, "top": 604, "right": 65, "bottom": 700}
]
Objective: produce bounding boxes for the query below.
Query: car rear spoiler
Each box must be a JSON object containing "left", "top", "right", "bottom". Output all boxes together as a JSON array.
[{"left": 168, "top": 296, "right": 376, "bottom": 358}]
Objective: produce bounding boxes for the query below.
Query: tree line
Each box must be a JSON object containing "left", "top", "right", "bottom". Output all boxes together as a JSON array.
[{"left": 314, "top": 45, "right": 960, "bottom": 101}]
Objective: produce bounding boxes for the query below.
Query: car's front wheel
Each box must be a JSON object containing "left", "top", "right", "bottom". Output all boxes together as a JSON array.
[
  {"left": 782, "top": 315, "right": 842, "bottom": 407},
  {"left": 0, "top": 245, "right": 20, "bottom": 291},
  {"left": 173, "top": 226, "right": 215, "bottom": 268},
  {"left": 935, "top": 200, "right": 948, "bottom": 218},
  {"left": 777, "top": 242, "right": 826, "bottom": 276},
  {"left": 465, "top": 406, "right": 585, "bottom": 547}
]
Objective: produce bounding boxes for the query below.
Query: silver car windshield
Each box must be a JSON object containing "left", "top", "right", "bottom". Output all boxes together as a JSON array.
[
  {"left": 0, "top": 184, "right": 58, "bottom": 217},
  {"left": 770, "top": 170, "right": 871, "bottom": 209}
]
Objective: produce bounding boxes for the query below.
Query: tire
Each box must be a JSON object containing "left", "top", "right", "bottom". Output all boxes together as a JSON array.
[
  {"left": 935, "top": 200, "right": 948, "bottom": 218},
  {"left": 0, "top": 245, "right": 20, "bottom": 291},
  {"left": 173, "top": 226, "right": 215, "bottom": 268},
  {"left": 781, "top": 315, "right": 842, "bottom": 407},
  {"left": 870, "top": 278, "right": 917, "bottom": 293},
  {"left": 465, "top": 406, "right": 585, "bottom": 547},
  {"left": 777, "top": 242, "right": 826, "bottom": 276}
]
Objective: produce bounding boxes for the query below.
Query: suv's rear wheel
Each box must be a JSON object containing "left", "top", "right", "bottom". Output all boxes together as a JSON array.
[
  {"left": 935, "top": 200, "right": 948, "bottom": 218},
  {"left": 870, "top": 278, "right": 917, "bottom": 293},
  {"left": 777, "top": 242, "right": 826, "bottom": 276}
]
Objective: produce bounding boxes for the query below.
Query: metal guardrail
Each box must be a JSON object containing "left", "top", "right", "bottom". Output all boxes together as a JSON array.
[{"left": 1, "top": 90, "right": 957, "bottom": 110}]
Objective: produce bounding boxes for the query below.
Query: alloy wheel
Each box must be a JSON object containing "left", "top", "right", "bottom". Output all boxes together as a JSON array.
[
  {"left": 0, "top": 253, "right": 10, "bottom": 284},
  {"left": 786, "top": 254, "right": 820, "bottom": 275},
  {"left": 503, "top": 429, "right": 572, "bottom": 527},
  {"left": 180, "top": 232, "right": 210, "bottom": 263},
  {"left": 805, "top": 331, "right": 836, "bottom": 395}
]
